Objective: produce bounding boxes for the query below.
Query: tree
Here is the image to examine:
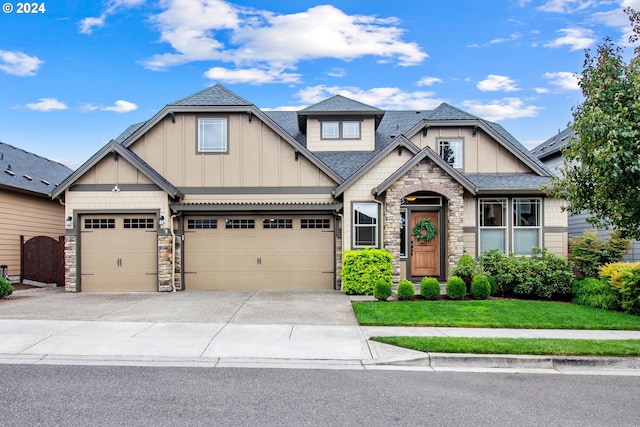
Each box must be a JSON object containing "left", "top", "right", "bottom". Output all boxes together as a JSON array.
[{"left": 548, "top": 7, "right": 640, "bottom": 240}]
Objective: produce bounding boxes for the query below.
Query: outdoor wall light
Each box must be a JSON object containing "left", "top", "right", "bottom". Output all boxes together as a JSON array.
[
  {"left": 159, "top": 215, "right": 165, "bottom": 227},
  {"left": 66, "top": 216, "right": 72, "bottom": 227}
]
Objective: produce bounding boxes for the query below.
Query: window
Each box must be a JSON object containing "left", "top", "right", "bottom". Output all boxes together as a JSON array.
[
  {"left": 187, "top": 219, "right": 217, "bottom": 229},
  {"left": 198, "top": 117, "right": 228, "bottom": 153},
  {"left": 84, "top": 218, "right": 115, "bottom": 229},
  {"left": 225, "top": 219, "right": 255, "bottom": 229},
  {"left": 124, "top": 218, "right": 155, "bottom": 229},
  {"left": 353, "top": 202, "right": 378, "bottom": 247},
  {"left": 513, "top": 198, "right": 541, "bottom": 255},
  {"left": 479, "top": 198, "right": 507, "bottom": 253},
  {"left": 400, "top": 209, "right": 407, "bottom": 257},
  {"left": 438, "top": 139, "right": 463, "bottom": 169},
  {"left": 321, "top": 120, "right": 361, "bottom": 139},
  {"left": 263, "top": 219, "right": 292, "bottom": 229},
  {"left": 301, "top": 219, "right": 331, "bottom": 229}
]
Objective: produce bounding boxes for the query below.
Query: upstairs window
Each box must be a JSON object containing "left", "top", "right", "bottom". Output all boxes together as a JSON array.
[
  {"left": 321, "top": 120, "right": 361, "bottom": 139},
  {"left": 438, "top": 139, "right": 463, "bottom": 169},
  {"left": 198, "top": 117, "right": 228, "bottom": 153}
]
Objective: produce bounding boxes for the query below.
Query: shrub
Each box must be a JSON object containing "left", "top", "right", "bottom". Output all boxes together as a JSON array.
[
  {"left": 342, "top": 248, "right": 393, "bottom": 295},
  {"left": 572, "top": 277, "right": 619, "bottom": 311},
  {"left": 397, "top": 279, "right": 415, "bottom": 301},
  {"left": 570, "top": 231, "right": 630, "bottom": 278},
  {"left": 477, "top": 248, "right": 506, "bottom": 277},
  {"left": 487, "top": 276, "right": 499, "bottom": 296},
  {"left": 0, "top": 277, "right": 14, "bottom": 298},
  {"left": 600, "top": 262, "right": 640, "bottom": 315},
  {"left": 470, "top": 275, "right": 491, "bottom": 300},
  {"left": 420, "top": 277, "right": 441, "bottom": 300},
  {"left": 373, "top": 279, "right": 392, "bottom": 301},
  {"left": 452, "top": 253, "right": 477, "bottom": 278},
  {"left": 446, "top": 276, "right": 467, "bottom": 300}
]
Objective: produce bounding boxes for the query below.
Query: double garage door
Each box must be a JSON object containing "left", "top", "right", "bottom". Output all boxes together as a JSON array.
[{"left": 183, "top": 215, "right": 335, "bottom": 290}]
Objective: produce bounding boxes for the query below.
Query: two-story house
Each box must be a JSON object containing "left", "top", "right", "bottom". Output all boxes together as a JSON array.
[{"left": 52, "top": 84, "right": 567, "bottom": 292}]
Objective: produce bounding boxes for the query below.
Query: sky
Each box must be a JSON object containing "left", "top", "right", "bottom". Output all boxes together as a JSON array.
[{"left": 2, "top": 0, "right": 640, "bottom": 169}]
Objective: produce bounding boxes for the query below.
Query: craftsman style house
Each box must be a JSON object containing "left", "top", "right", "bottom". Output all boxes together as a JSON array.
[{"left": 52, "top": 85, "right": 567, "bottom": 292}]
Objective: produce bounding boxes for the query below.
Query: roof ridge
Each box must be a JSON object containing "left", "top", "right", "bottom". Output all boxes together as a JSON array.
[{"left": 168, "top": 83, "right": 252, "bottom": 106}]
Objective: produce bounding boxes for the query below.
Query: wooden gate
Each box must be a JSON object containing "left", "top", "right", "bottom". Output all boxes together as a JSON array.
[{"left": 20, "top": 236, "right": 64, "bottom": 286}]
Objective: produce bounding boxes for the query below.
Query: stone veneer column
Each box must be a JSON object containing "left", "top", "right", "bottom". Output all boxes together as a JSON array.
[
  {"left": 64, "top": 234, "right": 77, "bottom": 292},
  {"left": 157, "top": 232, "right": 172, "bottom": 292},
  {"left": 383, "top": 159, "right": 465, "bottom": 282}
]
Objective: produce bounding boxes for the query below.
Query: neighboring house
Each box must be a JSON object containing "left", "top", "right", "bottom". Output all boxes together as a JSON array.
[
  {"left": 0, "top": 141, "right": 73, "bottom": 281},
  {"left": 531, "top": 128, "right": 640, "bottom": 261},
  {"left": 52, "top": 84, "right": 567, "bottom": 292}
]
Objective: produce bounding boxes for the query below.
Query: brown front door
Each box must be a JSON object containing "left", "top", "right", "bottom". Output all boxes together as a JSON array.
[{"left": 410, "top": 211, "right": 440, "bottom": 277}]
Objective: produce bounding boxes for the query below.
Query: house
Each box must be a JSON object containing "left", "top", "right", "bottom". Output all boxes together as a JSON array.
[
  {"left": 531, "top": 128, "right": 640, "bottom": 261},
  {"left": 51, "top": 84, "right": 567, "bottom": 292},
  {"left": 0, "top": 141, "right": 73, "bottom": 282}
]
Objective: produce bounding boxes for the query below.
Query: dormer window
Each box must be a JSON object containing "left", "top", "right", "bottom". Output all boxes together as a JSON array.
[
  {"left": 321, "top": 120, "right": 361, "bottom": 140},
  {"left": 438, "top": 139, "right": 463, "bottom": 169}
]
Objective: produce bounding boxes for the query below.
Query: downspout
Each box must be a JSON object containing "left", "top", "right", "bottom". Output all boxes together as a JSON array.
[{"left": 170, "top": 212, "right": 181, "bottom": 292}]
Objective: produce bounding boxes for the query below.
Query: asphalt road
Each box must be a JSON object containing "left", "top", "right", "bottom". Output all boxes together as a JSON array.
[{"left": 2, "top": 365, "right": 639, "bottom": 426}]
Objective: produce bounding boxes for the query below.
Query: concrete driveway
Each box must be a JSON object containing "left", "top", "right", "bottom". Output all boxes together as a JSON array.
[{"left": 0, "top": 287, "right": 359, "bottom": 325}]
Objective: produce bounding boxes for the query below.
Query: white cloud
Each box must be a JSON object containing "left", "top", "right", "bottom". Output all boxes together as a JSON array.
[
  {"left": 544, "top": 71, "right": 581, "bottom": 90},
  {"left": 143, "top": 2, "right": 427, "bottom": 72},
  {"left": 537, "top": 0, "right": 595, "bottom": 13},
  {"left": 204, "top": 66, "right": 301, "bottom": 84},
  {"left": 462, "top": 98, "right": 541, "bottom": 121},
  {"left": 544, "top": 28, "right": 596, "bottom": 50},
  {"left": 477, "top": 75, "right": 520, "bottom": 92},
  {"left": 0, "top": 50, "right": 44, "bottom": 76},
  {"left": 17, "top": 98, "right": 68, "bottom": 111},
  {"left": 288, "top": 85, "right": 444, "bottom": 111},
  {"left": 327, "top": 68, "right": 346, "bottom": 78},
  {"left": 79, "top": 0, "right": 145, "bottom": 35},
  {"left": 417, "top": 76, "right": 443, "bottom": 87},
  {"left": 102, "top": 100, "right": 138, "bottom": 113},
  {"left": 535, "top": 87, "right": 551, "bottom": 94}
]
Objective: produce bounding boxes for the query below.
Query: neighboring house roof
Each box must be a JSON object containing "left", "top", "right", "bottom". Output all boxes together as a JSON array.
[
  {"left": 0, "top": 141, "right": 72, "bottom": 197},
  {"left": 299, "top": 94, "right": 383, "bottom": 114},
  {"left": 51, "top": 140, "right": 183, "bottom": 200},
  {"left": 530, "top": 127, "right": 576, "bottom": 161}
]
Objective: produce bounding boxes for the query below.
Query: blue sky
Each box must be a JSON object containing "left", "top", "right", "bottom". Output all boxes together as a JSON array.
[{"left": 2, "top": 0, "right": 639, "bottom": 169}]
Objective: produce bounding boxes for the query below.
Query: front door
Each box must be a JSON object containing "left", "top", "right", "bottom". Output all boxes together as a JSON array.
[{"left": 410, "top": 211, "right": 440, "bottom": 277}]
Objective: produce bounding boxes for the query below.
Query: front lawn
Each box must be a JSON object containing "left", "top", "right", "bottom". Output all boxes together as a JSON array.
[
  {"left": 352, "top": 299, "right": 640, "bottom": 330},
  {"left": 372, "top": 336, "right": 640, "bottom": 356}
]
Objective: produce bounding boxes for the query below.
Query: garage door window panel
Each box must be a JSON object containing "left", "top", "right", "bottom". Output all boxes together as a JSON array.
[
  {"left": 226, "top": 219, "right": 255, "bottom": 229},
  {"left": 263, "top": 219, "right": 292, "bottom": 229},
  {"left": 124, "top": 218, "right": 155, "bottom": 229}
]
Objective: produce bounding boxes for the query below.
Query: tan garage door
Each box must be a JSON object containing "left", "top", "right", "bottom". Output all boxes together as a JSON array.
[
  {"left": 80, "top": 215, "right": 157, "bottom": 292},
  {"left": 184, "top": 216, "right": 334, "bottom": 290}
]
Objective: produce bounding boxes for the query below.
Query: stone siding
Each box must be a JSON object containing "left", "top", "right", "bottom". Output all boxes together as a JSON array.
[{"left": 64, "top": 234, "right": 77, "bottom": 292}]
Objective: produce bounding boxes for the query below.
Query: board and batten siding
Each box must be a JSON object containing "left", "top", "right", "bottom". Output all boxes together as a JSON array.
[{"left": 0, "top": 188, "right": 65, "bottom": 279}]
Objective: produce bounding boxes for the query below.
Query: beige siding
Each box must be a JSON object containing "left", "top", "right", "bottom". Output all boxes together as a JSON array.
[
  {"left": 128, "top": 113, "right": 337, "bottom": 189},
  {"left": 342, "top": 150, "right": 414, "bottom": 252},
  {"left": 306, "top": 118, "right": 375, "bottom": 152},
  {"left": 463, "top": 195, "right": 476, "bottom": 227},
  {"left": 410, "top": 126, "right": 534, "bottom": 174},
  {"left": 0, "top": 189, "right": 65, "bottom": 278},
  {"left": 77, "top": 156, "right": 153, "bottom": 185},
  {"left": 64, "top": 190, "right": 170, "bottom": 225},
  {"left": 463, "top": 233, "right": 477, "bottom": 258},
  {"left": 544, "top": 198, "right": 568, "bottom": 227},
  {"left": 544, "top": 232, "right": 568, "bottom": 257}
]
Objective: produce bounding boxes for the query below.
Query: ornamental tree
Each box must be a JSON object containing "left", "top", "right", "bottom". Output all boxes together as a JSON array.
[{"left": 548, "top": 8, "right": 640, "bottom": 240}]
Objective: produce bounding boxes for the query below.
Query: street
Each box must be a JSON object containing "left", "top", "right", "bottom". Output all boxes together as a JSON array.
[{"left": 2, "top": 365, "right": 639, "bottom": 426}]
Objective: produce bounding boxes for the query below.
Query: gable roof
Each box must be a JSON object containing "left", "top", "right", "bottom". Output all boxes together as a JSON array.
[
  {"left": 300, "top": 94, "right": 383, "bottom": 114},
  {"left": 51, "top": 140, "right": 183, "bottom": 200},
  {"left": 0, "top": 141, "right": 72, "bottom": 197},
  {"left": 169, "top": 84, "right": 252, "bottom": 107}
]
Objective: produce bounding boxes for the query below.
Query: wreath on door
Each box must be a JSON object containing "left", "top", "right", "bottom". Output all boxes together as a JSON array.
[{"left": 412, "top": 218, "right": 437, "bottom": 243}]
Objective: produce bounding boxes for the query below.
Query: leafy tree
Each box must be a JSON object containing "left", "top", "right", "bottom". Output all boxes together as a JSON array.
[{"left": 548, "top": 8, "right": 640, "bottom": 240}]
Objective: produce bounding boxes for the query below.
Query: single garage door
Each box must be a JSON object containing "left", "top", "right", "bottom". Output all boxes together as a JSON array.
[
  {"left": 184, "top": 216, "right": 335, "bottom": 290},
  {"left": 80, "top": 215, "right": 157, "bottom": 292}
]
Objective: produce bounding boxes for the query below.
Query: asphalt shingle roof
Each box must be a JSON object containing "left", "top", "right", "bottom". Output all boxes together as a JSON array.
[
  {"left": 169, "top": 83, "right": 252, "bottom": 107},
  {"left": 530, "top": 127, "right": 575, "bottom": 160},
  {"left": 300, "top": 95, "right": 383, "bottom": 113},
  {"left": 0, "top": 141, "right": 73, "bottom": 196},
  {"left": 465, "top": 174, "right": 550, "bottom": 191}
]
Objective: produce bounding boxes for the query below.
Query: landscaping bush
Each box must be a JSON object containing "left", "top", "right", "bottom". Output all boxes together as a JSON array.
[
  {"left": 397, "top": 279, "right": 415, "bottom": 301},
  {"left": 570, "top": 231, "right": 630, "bottom": 278},
  {"left": 572, "top": 277, "right": 619, "bottom": 311},
  {"left": 487, "top": 276, "right": 499, "bottom": 296},
  {"left": 600, "top": 262, "right": 640, "bottom": 315},
  {"left": 477, "top": 247, "right": 572, "bottom": 300},
  {"left": 452, "top": 253, "right": 477, "bottom": 278},
  {"left": 373, "top": 279, "right": 392, "bottom": 301},
  {"left": 470, "top": 274, "right": 491, "bottom": 300},
  {"left": 420, "top": 277, "right": 441, "bottom": 300},
  {"left": 342, "top": 248, "right": 393, "bottom": 295},
  {"left": 446, "top": 276, "right": 466, "bottom": 300},
  {"left": 0, "top": 277, "right": 14, "bottom": 298}
]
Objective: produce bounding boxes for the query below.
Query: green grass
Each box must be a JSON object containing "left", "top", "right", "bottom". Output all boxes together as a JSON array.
[
  {"left": 372, "top": 336, "right": 640, "bottom": 356},
  {"left": 352, "top": 299, "right": 640, "bottom": 330}
]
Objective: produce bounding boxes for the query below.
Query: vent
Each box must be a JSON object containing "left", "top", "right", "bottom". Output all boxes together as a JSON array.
[
  {"left": 4, "top": 169, "right": 15, "bottom": 176},
  {"left": 41, "top": 179, "right": 50, "bottom": 185},
  {"left": 23, "top": 175, "right": 33, "bottom": 181}
]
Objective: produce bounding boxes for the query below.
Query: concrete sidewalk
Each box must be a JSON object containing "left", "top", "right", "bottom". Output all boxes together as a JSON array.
[{"left": 1, "top": 287, "right": 639, "bottom": 374}]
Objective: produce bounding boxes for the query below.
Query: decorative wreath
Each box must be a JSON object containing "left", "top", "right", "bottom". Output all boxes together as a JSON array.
[{"left": 412, "top": 219, "right": 437, "bottom": 243}]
